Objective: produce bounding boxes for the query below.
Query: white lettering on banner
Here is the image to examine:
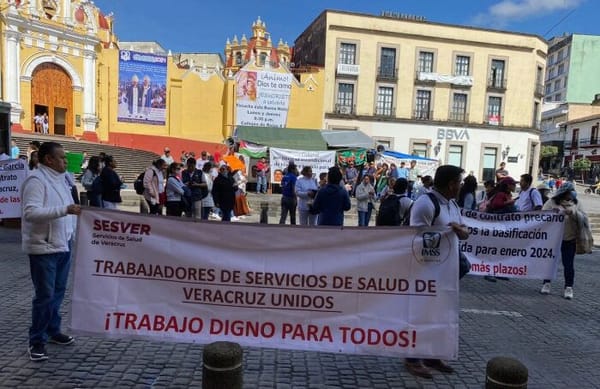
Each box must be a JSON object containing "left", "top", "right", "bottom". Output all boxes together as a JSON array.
[
  {"left": 269, "top": 148, "right": 336, "bottom": 184},
  {"left": 0, "top": 159, "right": 27, "bottom": 218},
  {"left": 460, "top": 209, "right": 565, "bottom": 279},
  {"left": 71, "top": 209, "right": 459, "bottom": 359}
]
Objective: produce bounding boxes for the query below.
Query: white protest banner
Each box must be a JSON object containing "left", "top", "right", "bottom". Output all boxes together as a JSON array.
[
  {"left": 71, "top": 209, "right": 459, "bottom": 359},
  {"left": 460, "top": 209, "right": 565, "bottom": 279},
  {"left": 0, "top": 159, "right": 27, "bottom": 218},
  {"left": 269, "top": 148, "right": 336, "bottom": 184},
  {"left": 235, "top": 69, "right": 293, "bottom": 128}
]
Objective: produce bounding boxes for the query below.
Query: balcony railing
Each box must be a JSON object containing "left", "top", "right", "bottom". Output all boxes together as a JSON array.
[
  {"left": 334, "top": 104, "right": 355, "bottom": 115},
  {"left": 412, "top": 109, "right": 433, "bottom": 120},
  {"left": 487, "top": 78, "right": 507, "bottom": 90},
  {"left": 415, "top": 70, "right": 436, "bottom": 83},
  {"left": 535, "top": 83, "right": 544, "bottom": 97},
  {"left": 377, "top": 67, "right": 398, "bottom": 81},
  {"left": 449, "top": 111, "right": 468, "bottom": 122},
  {"left": 374, "top": 106, "right": 395, "bottom": 117}
]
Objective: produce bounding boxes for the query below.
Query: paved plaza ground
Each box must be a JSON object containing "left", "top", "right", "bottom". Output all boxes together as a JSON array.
[{"left": 1, "top": 192, "right": 600, "bottom": 388}]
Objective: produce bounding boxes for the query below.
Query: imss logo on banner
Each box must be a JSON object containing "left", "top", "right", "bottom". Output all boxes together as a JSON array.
[{"left": 412, "top": 230, "right": 451, "bottom": 263}]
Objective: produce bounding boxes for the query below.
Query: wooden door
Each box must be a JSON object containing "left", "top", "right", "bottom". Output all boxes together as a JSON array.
[{"left": 31, "top": 63, "right": 73, "bottom": 136}]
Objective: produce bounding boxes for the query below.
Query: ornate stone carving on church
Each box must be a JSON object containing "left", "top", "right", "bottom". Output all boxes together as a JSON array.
[{"left": 42, "top": 0, "right": 59, "bottom": 20}]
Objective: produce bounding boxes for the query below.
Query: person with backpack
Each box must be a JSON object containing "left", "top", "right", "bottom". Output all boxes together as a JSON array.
[
  {"left": 182, "top": 157, "right": 208, "bottom": 219},
  {"left": 355, "top": 174, "right": 376, "bottom": 226},
  {"left": 143, "top": 158, "right": 167, "bottom": 215},
  {"left": 375, "top": 178, "right": 412, "bottom": 226},
  {"left": 516, "top": 173, "right": 543, "bottom": 211},
  {"left": 405, "top": 165, "right": 469, "bottom": 380}
]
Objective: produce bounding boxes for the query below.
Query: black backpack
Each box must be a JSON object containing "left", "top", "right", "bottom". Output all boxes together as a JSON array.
[
  {"left": 133, "top": 172, "right": 146, "bottom": 195},
  {"left": 376, "top": 194, "right": 405, "bottom": 226},
  {"left": 404, "top": 192, "right": 441, "bottom": 226}
]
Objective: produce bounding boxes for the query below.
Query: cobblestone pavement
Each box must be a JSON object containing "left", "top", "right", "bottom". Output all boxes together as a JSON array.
[{"left": 2, "top": 209, "right": 600, "bottom": 388}]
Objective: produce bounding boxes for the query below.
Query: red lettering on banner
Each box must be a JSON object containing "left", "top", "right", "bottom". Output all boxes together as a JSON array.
[
  {"left": 339, "top": 326, "right": 416, "bottom": 348},
  {"left": 104, "top": 312, "right": 204, "bottom": 334},
  {"left": 209, "top": 319, "right": 276, "bottom": 338},
  {"left": 281, "top": 323, "right": 333, "bottom": 342},
  {"left": 492, "top": 263, "right": 528, "bottom": 276},
  {"left": 93, "top": 219, "right": 151, "bottom": 235}
]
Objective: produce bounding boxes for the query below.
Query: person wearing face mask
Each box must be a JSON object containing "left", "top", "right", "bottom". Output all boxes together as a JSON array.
[{"left": 540, "top": 182, "right": 585, "bottom": 299}]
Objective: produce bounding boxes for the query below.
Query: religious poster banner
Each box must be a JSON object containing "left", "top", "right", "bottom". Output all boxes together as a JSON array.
[
  {"left": 71, "top": 209, "right": 459, "bottom": 359},
  {"left": 269, "top": 148, "right": 335, "bottom": 184},
  {"left": 337, "top": 149, "right": 368, "bottom": 167},
  {"left": 117, "top": 50, "right": 168, "bottom": 125},
  {"left": 460, "top": 209, "right": 565, "bottom": 279},
  {"left": 0, "top": 159, "right": 27, "bottom": 218},
  {"left": 235, "top": 69, "right": 293, "bottom": 128}
]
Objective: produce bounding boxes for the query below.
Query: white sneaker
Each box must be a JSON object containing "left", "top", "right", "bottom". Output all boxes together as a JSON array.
[
  {"left": 564, "top": 287, "right": 573, "bottom": 300},
  {"left": 540, "top": 283, "right": 551, "bottom": 295},
  {"left": 231, "top": 216, "right": 240, "bottom": 222}
]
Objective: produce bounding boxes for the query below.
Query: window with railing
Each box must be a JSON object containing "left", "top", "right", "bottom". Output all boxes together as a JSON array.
[
  {"left": 591, "top": 125, "right": 599, "bottom": 145},
  {"left": 336, "top": 83, "right": 354, "bottom": 113},
  {"left": 339, "top": 43, "right": 356, "bottom": 65},
  {"left": 455, "top": 55, "right": 470, "bottom": 76},
  {"left": 572, "top": 128, "right": 579, "bottom": 148},
  {"left": 376, "top": 86, "right": 394, "bottom": 116},
  {"left": 487, "top": 96, "right": 502, "bottom": 124},
  {"left": 379, "top": 47, "right": 396, "bottom": 78},
  {"left": 451, "top": 93, "right": 468, "bottom": 121},
  {"left": 489, "top": 59, "right": 505, "bottom": 88},
  {"left": 418, "top": 51, "right": 434, "bottom": 73},
  {"left": 415, "top": 90, "right": 431, "bottom": 119}
]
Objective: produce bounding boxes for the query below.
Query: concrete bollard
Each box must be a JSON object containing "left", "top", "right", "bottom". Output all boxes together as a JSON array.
[
  {"left": 202, "top": 341, "right": 243, "bottom": 389},
  {"left": 260, "top": 201, "right": 269, "bottom": 224},
  {"left": 486, "top": 356, "right": 528, "bottom": 388}
]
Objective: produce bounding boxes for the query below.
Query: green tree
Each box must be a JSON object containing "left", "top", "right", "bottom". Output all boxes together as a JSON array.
[
  {"left": 573, "top": 157, "right": 591, "bottom": 171},
  {"left": 540, "top": 145, "right": 558, "bottom": 159}
]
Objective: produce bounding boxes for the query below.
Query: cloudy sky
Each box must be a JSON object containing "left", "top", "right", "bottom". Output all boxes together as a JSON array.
[{"left": 94, "top": 0, "right": 592, "bottom": 54}]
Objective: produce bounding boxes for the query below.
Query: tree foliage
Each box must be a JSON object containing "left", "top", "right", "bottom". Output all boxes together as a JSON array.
[
  {"left": 540, "top": 145, "right": 558, "bottom": 159},
  {"left": 573, "top": 157, "right": 591, "bottom": 171}
]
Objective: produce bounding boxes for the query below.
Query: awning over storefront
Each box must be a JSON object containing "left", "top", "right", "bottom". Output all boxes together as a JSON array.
[
  {"left": 320, "top": 130, "right": 374, "bottom": 149},
  {"left": 235, "top": 126, "right": 328, "bottom": 151}
]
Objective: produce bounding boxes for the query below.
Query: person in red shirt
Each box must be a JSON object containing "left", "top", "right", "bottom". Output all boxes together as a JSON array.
[{"left": 488, "top": 177, "right": 517, "bottom": 213}]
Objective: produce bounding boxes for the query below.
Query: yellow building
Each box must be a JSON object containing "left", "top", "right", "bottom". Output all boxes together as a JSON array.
[
  {"left": 1, "top": 1, "right": 324, "bottom": 155},
  {"left": 293, "top": 10, "right": 548, "bottom": 181}
]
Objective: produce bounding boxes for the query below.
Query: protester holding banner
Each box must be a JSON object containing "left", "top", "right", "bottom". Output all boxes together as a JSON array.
[
  {"left": 488, "top": 177, "right": 517, "bottom": 213},
  {"left": 516, "top": 173, "right": 543, "bottom": 211},
  {"left": 540, "top": 182, "right": 585, "bottom": 299},
  {"left": 312, "top": 166, "right": 351, "bottom": 226},
  {"left": 406, "top": 164, "right": 469, "bottom": 379},
  {"left": 21, "top": 141, "right": 80, "bottom": 362}
]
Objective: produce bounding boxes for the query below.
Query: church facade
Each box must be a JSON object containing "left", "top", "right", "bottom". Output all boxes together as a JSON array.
[{"left": 1, "top": 1, "right": 324, "bottom": 155}]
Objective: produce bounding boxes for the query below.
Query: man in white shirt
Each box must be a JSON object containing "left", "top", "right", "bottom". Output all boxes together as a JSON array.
[
  {"left": 406, "top": 165, "right": 468, "bottom": 379},
  {"left": 161, "top": 147, "right": 174, "bottom": 165},
  {"left": 516, "top": 173, "right": 543, "bottom": 211}
]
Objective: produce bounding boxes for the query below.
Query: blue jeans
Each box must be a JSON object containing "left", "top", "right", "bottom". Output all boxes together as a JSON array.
[
  {"left": 256, "top": 176, "right": 267, "bottom": 193},
  {"left": 358, "top": 211, "right": 369, "bottom": 226},
  {"left": 544, "top": 239, "right": 576, "bottom": 287},
  {"left": 29, "top": 250, "right": 72, "bottom": 346}
]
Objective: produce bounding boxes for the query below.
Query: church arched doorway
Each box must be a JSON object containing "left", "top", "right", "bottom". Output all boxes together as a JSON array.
[{"left": 31, "top": 63, "right": 73, "bottom": 136}]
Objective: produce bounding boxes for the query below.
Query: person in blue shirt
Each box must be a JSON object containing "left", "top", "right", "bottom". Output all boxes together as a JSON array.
[
  {"left": 312, "top": 166, "right": 351, "bottom": 226},
  {"left": 279, "top": 161, "right": 298, "bottom": 224},
  {"left": 397, "top": 161, "right": 409, "bottom": 179}
]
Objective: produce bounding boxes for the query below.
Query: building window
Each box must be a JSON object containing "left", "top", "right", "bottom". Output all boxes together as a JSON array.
[
  {"left": 563, "top": 76, "right": 568, "bottom": 88},
  {"left": 536, "top": 66, "right": 543, "bottom": 85},
  {"left": 545, "top": 84, "right": 552, "bottom": 94},
  {"left": 259, "top": 52, "right": 267, "bottom": 66},
  {"left": 553, "top": 80, "right": 561, "bottom": 92},
  {"left": 336, "top": 83, "right": 354, "bottom": 114},
  {"left": 418, "top": 51, "right": 434, "bottom": 73},
  {"left": 490, "top": 59, "right": 505, "bottom": 88},
  {"left": 415, "top": 90, "right": 431, "bottom": 119},
  {"left": 235, "top": 52, "right": 242, "bottom": 65},
  {"left": 376, "top": 86, "right": 394, "bottom": 116},
  {"left": 487, "top": 96, "right": 502, "bottom": 124},
  {"left": 482, "top": 147, "right": 498, "bottom": 182},
  {"left": 533, "top": 102, "right": 540, "bottom": 128},
  {"left": 554, "top": 93, "right": 561, "bottom": 101},
  {"left": 592, "top": 124, "right": 599, "bottom": 145},
  {"left": 455, "top": 55, "right": 470, "bottom": 76},
  {"left": 339, "top": 43, "right": 356, "bottom": 65},
  {"left": 448, "top": 145, "right": 463, "bottom": 167},
  {"left": 412, "top": 142, "right": 428, "bottom": 158},
  {"left": 572, "top": 128, "right": 579, "bottom": 148},
  {"left": 379, "top": 47, "right": 396, "bottom": 78},
  {"left": 451, "top": 93, "right": 468, "bottom": 121},
  {"left": 558, "top": 64, "right": 564, "bottom": 75}
]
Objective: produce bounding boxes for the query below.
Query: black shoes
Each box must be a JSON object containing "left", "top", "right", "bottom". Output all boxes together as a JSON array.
[
  {"left": 28, "top": 344, "right": 48, "bottom": 362},
  {"left": 48, "top": 333, "right": 75, "bottom": 345}
]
